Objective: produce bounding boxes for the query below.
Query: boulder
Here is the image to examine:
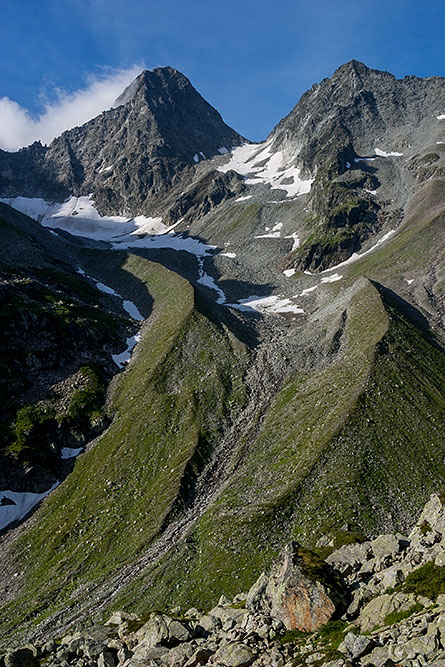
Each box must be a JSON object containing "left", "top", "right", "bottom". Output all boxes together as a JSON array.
[
  {"left": 97, "top": 649, "right": 117, "bottom": 667},
  {"left": 341, "top": 632, "right": 375, "bottom": 660},
  {"left": 183, "top": 647, "right": 214, "bottom": 667},
  {"left": 410, "top": 494, "right": 445, "bottom": 539},
  {"left": 326, "top": 542, "right": 373, "bottom": 577},
  {"left": 168, "top": 643, "right": 195, "bottom": 666},
  {"left": 246, "top": 542, "right": 347, "bottom": 631},
  {"left": 369, "top": 534, "right": 407, "bottom": 562},
  {"left": 357, "top": 592, "right": 417, "bottom": 633},
  {"left": 139, "top": 614, "right": 192, "bottom": 648},
  {"left": 197, "top": 614, "right": 222, "bottom": 633},
  {"left": 214, "top": 642, "right": 255, "bottom": 667},
  {"left": 106, "top": 611, "right": 140, "bottom": 626},
  {"left": 360, "top": 646, "right": 395, "bottom": 666}
]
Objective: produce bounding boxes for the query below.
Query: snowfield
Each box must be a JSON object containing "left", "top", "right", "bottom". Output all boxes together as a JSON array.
[{"left": 217, "top": 142, "right": 313, "bottom": 197}]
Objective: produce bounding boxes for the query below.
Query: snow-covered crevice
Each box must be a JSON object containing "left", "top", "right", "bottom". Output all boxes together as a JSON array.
[
  {"left": 77, "top": 269, "right": 144, "bottom": 368},
  {"left": 217, "top": 142, "right": 313, "bottom": 197},
  {"left": 197, "top": 257, "right": 226, "bottom": 304},
  {"left": 0, "top": 482, "right": 59, "bottom": 532},
  {"left": 374, "top": 147, "right": 403, "bottom": 157},
  {"left": 255, "top": 222, "right": 283, "bottom": 239}
]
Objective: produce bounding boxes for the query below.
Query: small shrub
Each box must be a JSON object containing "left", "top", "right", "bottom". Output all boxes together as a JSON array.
[
  {"left": 420, "top": 520, "right": 431, "bottom": 535},
  {"left": 67, "top": 365, "right": 105, "bottom": 424},
  {"left": 384, "top": 602, "right": 423, "bottom": 627},
  {"left": 317, "top": 619, "right": 348, "bottom": 649},
  {"left": 400, "top": 562, "right": 445, "bottom": 601},
  {"left": 280, "top": 628, "right": 310, "bottom": 644},
  {"left": 230, "top": 600, "right": 246, "bottom": 609}
]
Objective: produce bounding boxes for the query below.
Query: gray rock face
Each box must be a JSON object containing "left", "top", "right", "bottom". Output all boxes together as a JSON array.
[
  {"left": 270, "top": 60, "right": 445, "bottom": 173},
  {"left": 0, "top": 67, "right": 245, "bottom": 218}
]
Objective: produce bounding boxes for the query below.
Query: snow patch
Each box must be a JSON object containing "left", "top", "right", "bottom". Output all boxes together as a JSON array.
[
  {"left": 220, "top": 252, "right": 236, "bottom": 258},
  {"left": 255, "top": 222, "right": 283, "bottom": 239},
  {"left": 193, "top": 154, "right": 199, "bottom": 163},
  {"left": 320, "top": 273, "right": 343, "bottom": 283},
  {"left": 235, "top": 195, "right": 253, "bottom": 202},
  {"left": 197, "top": 257, "right": 226, "bottom": 304},
  {"left": 227, "top": 295, "right": 304, "bottom": 315},
  {"left": 405, "top": 278, "right": 414, "bottom": 285},
  {"left": 112, "top": 334, "right": 141, "bottom": 368},
  {"left": 437, "top": 114, "right": 445, "bottom": 120},
  {"left": 285, "top": 233, "right": 300, "bottom": 251},
  {"left": 122, "top": 300, "right": 144, "bottom": 321},
  {"left": 61, "top": 447, "right": 83, "bottom": 459},
  {"left": 218, "top": 142, "right": 313, "bottom": 197},
  {"left": 1, "top": 195, "right": 217, "bottom": 257},
  {"left": 300, "top": 285, "right": 318, "bottom": 296},
  {"left": 82, "top": 273, "right": 144, "bottom": 322},
  {"left": 0, "top": 482, "right": 59, "bottom": 531},
  {"left": 375, "top": 147, "right": 403, "bottom": 157},
  {"left": 218, "top": 147, "right": 229, "bottom": 154},
  {"left": 283, "top": 269, "right": 296, "bottom": 277}
]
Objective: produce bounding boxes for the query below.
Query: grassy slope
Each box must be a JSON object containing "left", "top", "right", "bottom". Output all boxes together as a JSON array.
[
  {"left": 107, "top": 279, "right": 390, "bottom": 611},
  {"left": 0, "top": 252, "right": 247, "bottom": 644},
  {"left": 109, "top": 270, "right": 445, "bottom": 616}
]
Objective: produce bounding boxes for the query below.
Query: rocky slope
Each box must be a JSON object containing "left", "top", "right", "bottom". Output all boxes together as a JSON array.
[
  {"left": 5, "top": 494, "right": 445, "bottom": 666},
  {"left": 0, "top": 61, "right": 445, "bottom": 651}
]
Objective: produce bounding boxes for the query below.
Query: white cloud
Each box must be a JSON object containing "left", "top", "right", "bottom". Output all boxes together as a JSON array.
[{"left": 0, "top": 65, "right": 143, "bottom": 152}]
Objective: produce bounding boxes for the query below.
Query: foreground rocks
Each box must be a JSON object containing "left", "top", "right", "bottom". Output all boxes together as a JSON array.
[{"left": 5, "top": 494, "right": 445, "bottom": 666}]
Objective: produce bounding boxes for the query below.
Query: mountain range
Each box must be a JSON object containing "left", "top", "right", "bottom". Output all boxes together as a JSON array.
[{"left": 0, "top": 60, "right": 445, "bottom": 655}]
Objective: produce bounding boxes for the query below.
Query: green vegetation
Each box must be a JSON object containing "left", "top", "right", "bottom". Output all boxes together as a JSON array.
[
  {"left": 314, "top": 529, "right": 365, "bottom": 560},
  {"left": 230, "top": 600, "right": 246, "bottom": 609},
  {"left": 66, "top": 365, "right": 106, "bottom": 424},
  {"left": 397, "top": 563, "right": 445, "bottom": 601},
  {"left": 317, "top": 619, "right": 348, "bottom": 649},
  {"left": 279, "top": 628, "right": 310, "bottom": 644},
  {"left": 419, "top": 521, "right": 432, "bottom": 536},
  {"left": 383, "top": 602, "right": 423, "bottom": 626}
]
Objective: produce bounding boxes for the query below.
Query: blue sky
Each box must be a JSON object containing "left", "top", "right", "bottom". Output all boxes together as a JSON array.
[{"left": 1, "top": 0, "right": 445, "bottom": 147}]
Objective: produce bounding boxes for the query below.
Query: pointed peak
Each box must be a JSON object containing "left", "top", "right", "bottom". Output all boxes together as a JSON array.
[
  {"left": 114, "top": 66, "right": 192, "bottom": 107},
  {"left": 333, "top": 60, "right": 370, "bottom": 78}
]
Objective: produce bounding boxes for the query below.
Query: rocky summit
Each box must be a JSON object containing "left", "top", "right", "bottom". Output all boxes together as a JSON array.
[{"left": 0, "top": 60, "right": 445, "bottom": 664}]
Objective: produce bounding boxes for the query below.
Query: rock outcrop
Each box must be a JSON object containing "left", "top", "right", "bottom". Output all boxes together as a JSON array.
[{"left": 246, "top": 543, "right": 348, "bottom": 631}]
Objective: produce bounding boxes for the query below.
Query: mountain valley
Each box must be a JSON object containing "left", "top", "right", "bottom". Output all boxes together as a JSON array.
[{"left": 0, "top": 61, "right": 445, "bottom": 664}]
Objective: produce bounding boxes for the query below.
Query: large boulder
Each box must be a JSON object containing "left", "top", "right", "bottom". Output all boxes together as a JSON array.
[
  {"left": 246, "top": 542, "right": 348, "bottom": 631},
  {"left": 410, "top": 494, "right": 445, "bottom": 540},
  {"left": 214, "top": 642, "right": 255, "bottom": 667},
  {"left": 357, "top": 592, "right": 418, "bottom": 633}
]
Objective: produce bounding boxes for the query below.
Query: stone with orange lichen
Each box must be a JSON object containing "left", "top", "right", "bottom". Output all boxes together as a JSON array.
[{"left": 246, "top": 542, "right": 348, "bottom": 632}]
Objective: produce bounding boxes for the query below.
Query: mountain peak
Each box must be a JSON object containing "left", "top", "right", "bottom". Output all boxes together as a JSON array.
[
  {"left": 114, "top": 66, "right": 192, "bottom": 107},
  {"left": 333, "top": 59, "right": 370, "bottom": 77}
]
